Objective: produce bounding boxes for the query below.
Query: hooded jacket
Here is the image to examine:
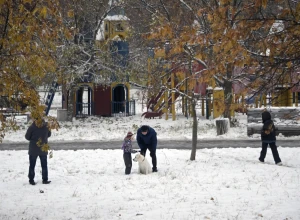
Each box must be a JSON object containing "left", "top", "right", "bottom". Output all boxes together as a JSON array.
[
  {"left": 136, "top": 126, "right": 157, "bottom": 150},
  {"left": 25, "top": 120, "right": 51, "bottom": 156},
  {"left": 122, "top": 137, "right": 134, "bottom": 153},
  {"left": 261, "top": 111, "right": 276, "bottom": 142}
]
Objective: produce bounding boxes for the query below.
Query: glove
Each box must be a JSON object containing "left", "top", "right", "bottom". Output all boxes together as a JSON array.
[{"left": 131, "top": 150, "right": 138, "bottom": 153}]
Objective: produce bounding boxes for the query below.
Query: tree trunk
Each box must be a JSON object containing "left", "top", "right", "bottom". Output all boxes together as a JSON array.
[
  {"left": 216, "top": 119, "right": 229, "bottom": 135},
  {"left": 62, "top": 83, "right": 68, "bottom": 109},
  {"left": 190, "top": 98, "right": 197, "bottom": 160},
  {"left": 67, "top": 88, "right": 74, "bottom": 122},
  {"left": 223, "top": 64, "right": 233, "bottom": 120}
]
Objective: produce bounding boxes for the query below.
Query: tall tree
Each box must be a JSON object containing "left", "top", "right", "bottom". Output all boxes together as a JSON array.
[
  {"left": 146, "top": 0, "right": 300, "bottom": 159},
  {"left": 0, "top": 0, "right": 69, "bottom": 141}
]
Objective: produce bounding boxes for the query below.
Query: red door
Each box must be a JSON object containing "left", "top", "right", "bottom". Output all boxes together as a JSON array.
[{"left": 94, "top": 85, "right": 111, "bottom": 116}]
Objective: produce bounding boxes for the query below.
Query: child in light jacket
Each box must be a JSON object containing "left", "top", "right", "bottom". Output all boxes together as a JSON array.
[{"left": 122, "top": 131, "right": 137, "bottom": 174}]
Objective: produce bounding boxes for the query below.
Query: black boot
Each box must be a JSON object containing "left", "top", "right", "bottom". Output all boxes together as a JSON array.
[
  {"left": 151, "top": 154, "right": 157, "bottom": 172},
  {"left": 152, "top": 167, "right": 158, "bottom": 172},
  {"left": 29, "top": 180, "right": 36, "bottom": 185},
  {"left": 42, "top": 180, "right": 51, "bottom": 184}
]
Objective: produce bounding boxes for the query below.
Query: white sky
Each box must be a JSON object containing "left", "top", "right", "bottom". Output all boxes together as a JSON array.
[{"left": 0, "top": 88, "right": 300, "bottom": 219}]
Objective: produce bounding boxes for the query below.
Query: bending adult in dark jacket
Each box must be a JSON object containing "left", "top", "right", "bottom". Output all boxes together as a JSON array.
[
  {"left": 25, "top": 119, "right": 52, "bottom": 185},
  {"left": 136, "top": 125, "right": 158, "bottom": 172},
  {"left": 259, "top": 111, "right": 282, "bottom": 165}
]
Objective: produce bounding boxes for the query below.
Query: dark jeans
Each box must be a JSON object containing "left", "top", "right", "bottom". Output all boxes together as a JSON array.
[
  {"left": 140, "top": 148, "right": 157, "bottom": 169},
  {"left": 28, "top": 155, "right": 48, "bottom": 181},
  {"left": 123, "top": 153, "right": 132, "bottom": 175},
  {"left": 259, "top": 142, "right": 281, "bottom": 164}
]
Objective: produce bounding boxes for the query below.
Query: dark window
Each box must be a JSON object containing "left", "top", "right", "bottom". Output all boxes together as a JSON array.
[{"left": 115, "top": 23, "right": 123, "bottom": 31}]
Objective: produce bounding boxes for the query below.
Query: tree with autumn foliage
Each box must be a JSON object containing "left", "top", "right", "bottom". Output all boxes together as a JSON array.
[
  {"left": 0, "top": 0, "right": 70, "bottom": 141},
  {"left": 145, "top": 0, "right": 300, "bottom": 160},
  {"left": 193, "top": 0, "right": 300, "bottom": 116}
]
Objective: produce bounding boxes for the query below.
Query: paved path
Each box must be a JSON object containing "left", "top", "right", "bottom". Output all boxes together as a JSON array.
[{"left": 0, "top": 139, "right": 298, "bottom": 151}]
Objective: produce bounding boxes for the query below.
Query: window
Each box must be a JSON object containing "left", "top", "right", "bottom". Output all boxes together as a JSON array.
[{"left": 115, "top": 23, "right": 123, "bottom": 32}]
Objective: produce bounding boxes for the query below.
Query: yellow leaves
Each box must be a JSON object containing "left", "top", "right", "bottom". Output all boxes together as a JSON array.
[
  {"left": 37, "top": 139, "right": 50, "bottom": 153},
  {"left": 171, "top": 45, "right": 183, "bottom": 54},
  {"left": 224, "top": 40, "right": 233, "bottom": 51},
  {"left": 207, "top": 14, "right": 214, "bottom": 22},
  {"left": 181, "top": 33, "right": 190, "bottom": 42},
  {"left": 241, "top": 50, "right": 248, "bottom": 58},
  {"left": 296, "top": 3, "right": 300, "bottom": 20},
  {"left": 176, "top": 71, "right": 186, "bottom": 81},
  {"left": 64, "top": 29, "right": 72, "bottom": 40},
  {"left": 32, "top": 6, "right": 48, "bottom": 19},
  {"left": 40, "top": 7, "right": 48, "bottom": 19},
  {"left": 160, "top": 24, "right": 173, "bottom": 39},
  {"left": 154, "top": 48, "right": 165, "bottom": 58},
  {"left": 47, "top": 116, "right": 60, "bottom": 131},
  {"left": 262, "top": 0, "right": 268, "bottom": 9},
  {"left": 220, "top": 0, "right": 232, "bottom": 4},
  {"left": 188, "top": 81, "right": 195, "bottom": 90},
  {"left": 67, "top": 10, "right": 74, "bottom": 18},
  {"left": 148, "top": 22, "right": 174, "bottom": 41},
  {"left": 286, "top": 61, "right": 293, "bottom": 68},
  {"left": 32, "top": 7, "right": 39, "bottom": 15},
  {"left": 41, "top": 143, "right": 50, "bottom": 152},
  {"left": 22, "top": 90, "right": 33, "bottom": 99},
  {"left": 195, "top": 54, "right": 203, "bottom": 61},
  {"left": 36, "top": 138, "right": 43, "bottom": 147},
  {"left": 255, "top": 0, "right": 268, "bottom": 9},
  {"left": 213, "top": 45, "right": 220, "bottom": 54},
  {"left": 197, "top": 8, "right": 206, "bottom": 17}
]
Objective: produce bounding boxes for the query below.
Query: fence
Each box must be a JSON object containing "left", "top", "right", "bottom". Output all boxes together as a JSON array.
[
  {"left": 76, "top": 102, "right": 94, "bottom": 117},
  {"left": 75, "top": 101, "right": 136, "bottom": 117},
  {"left": 111, "top": 100, "right": 136, "bottom": 117}
]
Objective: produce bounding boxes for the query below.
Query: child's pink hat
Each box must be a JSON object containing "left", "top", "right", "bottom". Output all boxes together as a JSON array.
[{"left": 126, "top": 131, "right": 134, "bottom": 138}]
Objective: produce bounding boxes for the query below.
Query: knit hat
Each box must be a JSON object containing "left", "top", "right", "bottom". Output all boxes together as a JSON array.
[
  {"left": 126, "top": 131, "right": 134, "bottom": 138},
  {"left": 141, "top": 125, "right": 149, "bottom": 132}
]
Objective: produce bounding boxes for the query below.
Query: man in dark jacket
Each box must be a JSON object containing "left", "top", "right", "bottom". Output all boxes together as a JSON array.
[
  {"left": 259, "top": 111, "right": 282, "bottom": 165},
  {"left": 136, "top": 125, "right": 158, "bottom": 172},
  {"left": 25, "top": 118, "right": 52, "bottom": 185}
]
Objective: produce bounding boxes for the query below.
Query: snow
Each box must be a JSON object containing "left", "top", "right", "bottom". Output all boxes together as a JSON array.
[
  {"left": 106, "top": 15, "right": 129, "bottom": 21},
  {"left": 213, "top": 87, "right": 223, "bottom": 91},
  {"left": 269, "top": 20, "right": 284, "bottom": 35},
  {"left": 96, "top": 21, "right": 105, "bottom": 41},
  {"left": 1, "top": 88, "right": 300, "bottom": 219}
]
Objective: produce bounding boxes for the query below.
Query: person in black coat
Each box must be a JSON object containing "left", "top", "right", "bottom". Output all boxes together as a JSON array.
[
  {"left": 259, "top": 111, "right": 282, "bottom": 165},
  {"left": 136, "top": 125, "right": 158, "bottom": 172},
  {"left": 25, "top": 118, "right": 52, "bottom": 185}
]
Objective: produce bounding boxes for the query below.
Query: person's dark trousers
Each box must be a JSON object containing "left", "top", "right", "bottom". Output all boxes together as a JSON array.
[
  {"left": 141, "top": 148, "right": 157, "bottom": 170},
  {"left": 123, "top": 153, "right": 132, "bottom": 174},
  {"left": 28, "top": 155, "right": 48, "bottom": 181},
  {"left": 259, "top": 142, "right": 281, "bottom": 164}
]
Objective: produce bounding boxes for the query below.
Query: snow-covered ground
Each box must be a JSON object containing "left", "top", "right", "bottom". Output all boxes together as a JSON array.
[
  {"left": 1, "top": 88, "right": 300, "bottom": 219},
  {"left": 1, "top": 148, "right": 299, "bottom": 220}
]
